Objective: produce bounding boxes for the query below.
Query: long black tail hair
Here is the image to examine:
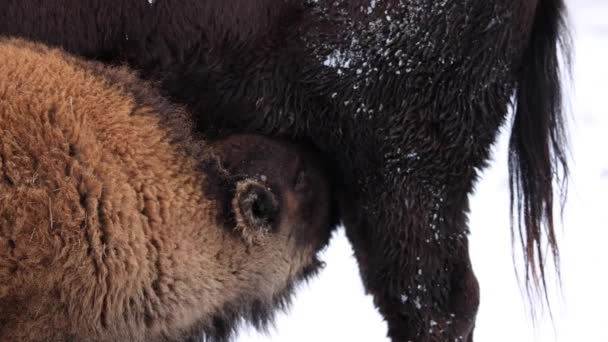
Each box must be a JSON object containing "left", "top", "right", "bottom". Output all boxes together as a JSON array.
[{"left": 508, "top": 0, "right": 570, "bottom": 307}]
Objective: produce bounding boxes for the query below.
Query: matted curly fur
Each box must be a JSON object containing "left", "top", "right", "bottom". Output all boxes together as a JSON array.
[{"left": 0, "top": 39, "right": 333, "bottom": 342}]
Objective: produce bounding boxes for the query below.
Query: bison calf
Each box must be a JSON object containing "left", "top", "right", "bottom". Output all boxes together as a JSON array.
[{"left": 0, "top": 39, "right": 333, "bottom": 342}]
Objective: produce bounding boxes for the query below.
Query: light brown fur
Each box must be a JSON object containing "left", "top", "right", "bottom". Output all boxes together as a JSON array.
[{"left": 0, "top": 39, "right": 332, "bottom": 341}]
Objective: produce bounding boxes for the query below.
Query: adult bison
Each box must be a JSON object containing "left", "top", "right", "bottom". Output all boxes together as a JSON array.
[
  {"left": 0, "top": 0, "right": 570, "bottom": 340},
  {"left": 0, "top": 39, "right": 333, "bottom": 342}
]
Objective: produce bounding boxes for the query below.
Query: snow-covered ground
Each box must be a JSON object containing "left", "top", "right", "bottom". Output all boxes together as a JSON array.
[{"left": 237, "top": 1, "right": 608, "bottom": 341}]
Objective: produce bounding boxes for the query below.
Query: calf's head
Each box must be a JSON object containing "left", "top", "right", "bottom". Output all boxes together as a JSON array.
[
  {"left": 179, "top": 134, "right": 335, "bottom": 340},
  {"left": 207, "top": 135, "right": 333, "bottom": 248}
]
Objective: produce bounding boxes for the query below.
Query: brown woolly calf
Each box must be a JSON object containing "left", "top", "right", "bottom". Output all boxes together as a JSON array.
[{"left": 0, "top": 39, "right": 332, "bottom": 342}]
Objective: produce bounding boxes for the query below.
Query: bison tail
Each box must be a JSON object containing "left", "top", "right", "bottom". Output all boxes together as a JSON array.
[{"left": 508, "top": 0, "right": 571, "bottom": 308}]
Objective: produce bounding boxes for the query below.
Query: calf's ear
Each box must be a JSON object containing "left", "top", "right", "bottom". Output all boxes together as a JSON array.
[{"left": 232, "top": 179, "right": 279, "bottom": 244}]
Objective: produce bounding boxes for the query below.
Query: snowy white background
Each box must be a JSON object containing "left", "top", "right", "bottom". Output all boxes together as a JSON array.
[{"left": 237, "top": 1, "right": 608, "bottom": 341}]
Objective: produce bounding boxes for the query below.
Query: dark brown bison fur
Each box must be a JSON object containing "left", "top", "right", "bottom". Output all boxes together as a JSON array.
[
  {"left": 0, "top": 1, "right": 571, "bottom": 340},
  {"left": 0, "top": 39, "right": 333, "bottom": 342}
]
